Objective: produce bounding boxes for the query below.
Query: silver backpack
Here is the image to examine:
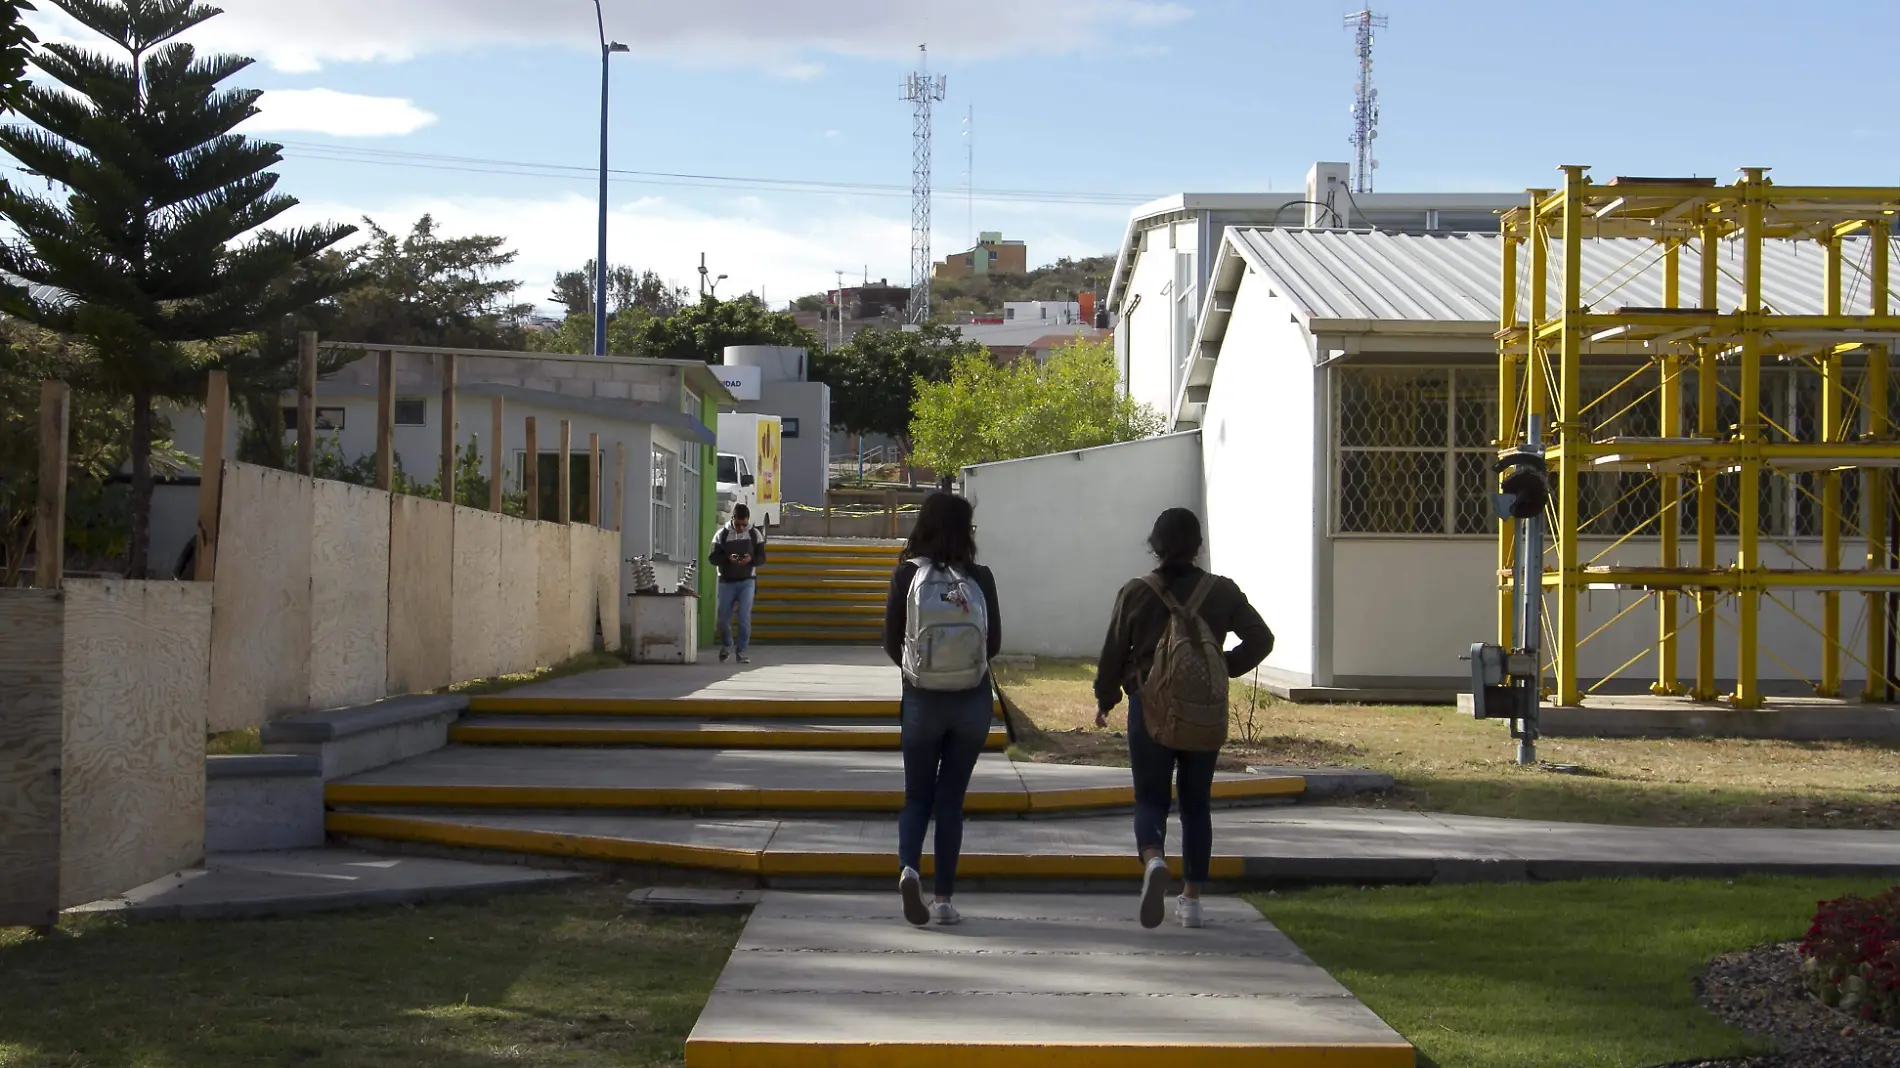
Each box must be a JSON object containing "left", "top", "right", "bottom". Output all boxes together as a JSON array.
[{"left": 901, "top": 558, "right": 990, "bottom": 691}]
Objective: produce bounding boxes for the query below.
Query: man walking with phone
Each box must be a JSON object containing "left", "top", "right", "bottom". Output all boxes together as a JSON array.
[{"left": 710, "top": 504, "right": 767, "bottom": 664}]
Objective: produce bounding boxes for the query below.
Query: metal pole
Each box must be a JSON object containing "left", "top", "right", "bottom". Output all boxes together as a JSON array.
[{"left": 594, "top": 42, "right": 610, "bottom": 357}]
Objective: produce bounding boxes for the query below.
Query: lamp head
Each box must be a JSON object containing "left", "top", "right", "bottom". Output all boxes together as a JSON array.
[{"left": 607, "top": 41, "right": 630, "bottom": 53}]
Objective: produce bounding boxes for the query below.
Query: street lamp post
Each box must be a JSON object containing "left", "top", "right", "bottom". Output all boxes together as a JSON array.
[{"left": 593, "top": 1, "right": 628, "bottom": 357}]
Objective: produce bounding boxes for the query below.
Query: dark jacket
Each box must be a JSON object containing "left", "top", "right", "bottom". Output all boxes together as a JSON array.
[
  {"left": 709, "top": 524, "right": 767, "bottom": 583},
  {"left": 882, "top": 559, "right": 1003, "bottom": 672},
  {"left": 1094, "top": 564, "right": 1273, "bottom": 712}
]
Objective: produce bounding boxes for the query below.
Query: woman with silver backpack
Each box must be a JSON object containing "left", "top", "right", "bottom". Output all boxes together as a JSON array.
[{"left": 882, "top": 492, "right": 1002, "bottom": 927}]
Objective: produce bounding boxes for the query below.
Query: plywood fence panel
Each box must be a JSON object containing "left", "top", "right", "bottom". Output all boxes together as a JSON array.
[
  {"left": 59, "top": 580, "right": 211, "bottom": 908},
  {"left": 535, "top": 522, "right": 569, "bottom": 668},
  {"left": 388, "top": 495, "right": 454, "bottom": 693},
  {"left": 450, "top": 507, "right": 503, "bottom": 683},
  {"left": 597, "top": 527, "right": 622, "bottom": 652},
  {"left": 309, "top": 480, "right": 391, "bottom": 710},
  {"left": 208, "top": 462, "right": 314, "bottom": 732},
  {"left": 568, "top": 524, "right": 597, "bottom": 658},
  {"left": 497, "top": 517, "right": 538, "bottom": 675},
  {"left": 0, "top": 589, "right": 64, "bottom": 928}
]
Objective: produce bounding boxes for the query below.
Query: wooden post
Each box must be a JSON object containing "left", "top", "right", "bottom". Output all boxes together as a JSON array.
[
  {"left": 489, "top": 396, "right": 504, "bottom": 512},
  {"left": 558, "top": 420, "right": 572, "bottom": 525},
  {"left": 439, "top": 354, "right": 458, "bottom": 504},
  {"left": 612, "top": 441, "right": 625, "bottom": 533},
  {"left": 884, "top": 487, "right": 898, "bottom": 539},
  {"left": 296, "top": 331, "right": 317, "bottom": 476},
  {"left": 34, "top": 381, "right": 68, "bottom": 589},
  {"left": 374, "top": 350, "right": 394, "bottom": 491},
  {"left": 588, "top": 432, "right": 601, "bottom": 526},
  {"left": 524, "top": 417, "right": 539, "bottom": 521},
  {"left": 194, "top": 371, "right": 228, "bottom": 582}
]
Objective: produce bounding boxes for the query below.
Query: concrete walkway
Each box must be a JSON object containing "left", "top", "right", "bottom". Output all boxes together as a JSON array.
[
  {"left": 510, "top": 646, "right": 900, "bottom": 701},
  {"left": 685, "top": 891, "right": 1413, "bottom": 1068},
  {"left": 67, "top": 848, "right": 580, "bottom": 921}
]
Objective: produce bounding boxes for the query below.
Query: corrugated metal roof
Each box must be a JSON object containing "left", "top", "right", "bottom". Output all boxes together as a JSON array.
[{"left": 1228, "top": 228, "right": 1900, "bottom": 325}]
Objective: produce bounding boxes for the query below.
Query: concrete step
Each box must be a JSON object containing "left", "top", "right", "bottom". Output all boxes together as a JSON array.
[
  {"left": 752, "top": 602, "right": 885, "bottom": 619},
  {"left": 329, "top": 807, "right": 1900, "bottom": 888},
  {"left": 324, "top": 746, "right": 1304, "bottom": 815},
  {"left": 451, "top": 715, "right": 1009, "bottom": 751},
  {"left": 751, "top": 629, "right": 883, "bottom": 645},
  {"left": 466, "top": 696, "right": 1002, "bottom": 718},
  {"left": 756, "top": 576, "right": 886, "bottom": 592}
]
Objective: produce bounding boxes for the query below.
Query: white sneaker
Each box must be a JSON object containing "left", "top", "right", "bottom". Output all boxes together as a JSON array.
[
  {"left": 1176, "top": 895, "right": 1204, "bottom": 929},
  {"left": 899, "top": 867, "right": 929, "bottom": 927},
  {"left": 930, "top": 901, "right": 961, "bottom": 926},
  {"left": 1139, "top": 856, "right": 1170, "bottom": 929}
]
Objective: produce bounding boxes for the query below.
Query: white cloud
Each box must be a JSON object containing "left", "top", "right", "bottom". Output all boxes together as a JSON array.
[
  {"left": 774, "top": 61, "right": 827, "bottom": 81},
  {"left": 30, "top": 0, "right": 1193, "bottom": 73},
  {"left": 242, "top": 89, "right": 437, "bottom": 138},
  {"left": 272, "top": 191, "right": 1125, "bottom": 314}
]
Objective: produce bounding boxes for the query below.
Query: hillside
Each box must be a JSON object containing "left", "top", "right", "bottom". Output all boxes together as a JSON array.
[{"left": 932, "top": 253, "right": 1116, "bottom": 317}]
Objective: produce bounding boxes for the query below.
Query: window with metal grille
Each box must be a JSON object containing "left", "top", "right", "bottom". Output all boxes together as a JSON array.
[
  {"left": 677, "top": 443, "right": 701, "bottom": 563},
  {"left": 1333, "top": 367, "right": 1496, "bottom": 535},
  {"left": 650, "top": 445, "right": 676, "bottom": 559}
]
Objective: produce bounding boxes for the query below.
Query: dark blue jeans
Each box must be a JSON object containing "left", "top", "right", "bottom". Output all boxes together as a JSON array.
[
  {"left": 1128, "top": 691, "right": 1219, "bottom": 884},
  {"left": 897, "top": 682, "right": 994, "bottom": 897}
]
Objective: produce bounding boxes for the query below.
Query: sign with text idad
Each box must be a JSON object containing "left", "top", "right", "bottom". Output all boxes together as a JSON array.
[{"left": 717, "top": 365, "right": 762, "bottom": 401}]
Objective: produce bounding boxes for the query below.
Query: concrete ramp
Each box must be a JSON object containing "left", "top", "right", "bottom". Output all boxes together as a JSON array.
[{"left": 685, "top": 891, "right": 1413, "bottom": 1067}]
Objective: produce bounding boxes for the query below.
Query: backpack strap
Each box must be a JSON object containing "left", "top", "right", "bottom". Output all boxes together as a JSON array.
[
  {"left": 1184, "top": 575, "right": 1218, "bottom": 615},
  {"left": 1140, "top": 573, "right": 1189, "bottom": 616}
]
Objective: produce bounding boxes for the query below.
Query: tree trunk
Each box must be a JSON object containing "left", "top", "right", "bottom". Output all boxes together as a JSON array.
[{"left": 127, "top": 384, "right": 153, "bottom": 579}]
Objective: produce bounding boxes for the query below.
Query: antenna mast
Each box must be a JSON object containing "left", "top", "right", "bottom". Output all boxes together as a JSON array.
[
  {"left": 1344, "top": 9, "right": 1387, "bottom": 194},
  {"left": 902, "top": 44, "right": 946, "bottom": 324}
]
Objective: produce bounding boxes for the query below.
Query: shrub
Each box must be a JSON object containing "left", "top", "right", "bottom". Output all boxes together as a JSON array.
[{"left": 1800, "top": 885, "right": 1900, "bottom": 1025}]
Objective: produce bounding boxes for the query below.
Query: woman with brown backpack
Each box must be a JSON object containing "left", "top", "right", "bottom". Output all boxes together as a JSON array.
[{"left": 1094, "top": 508, "right": 1272, "bottom": 929}]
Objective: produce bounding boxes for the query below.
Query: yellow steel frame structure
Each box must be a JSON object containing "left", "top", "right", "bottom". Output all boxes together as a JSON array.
[{"left": 1497, "top": 166, "right": 1900, "bottom": 707}]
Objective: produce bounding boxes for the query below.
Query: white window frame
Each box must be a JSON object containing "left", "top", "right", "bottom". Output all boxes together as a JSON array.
[
  {"left": 650, "top": 444, "right": 676, "bottom": 559},
  {"left": 678, "top": 442, "right": 702, "bottom": 564},
  {"left": 683, "top": 387, "right": 702, "bottom": 420}
]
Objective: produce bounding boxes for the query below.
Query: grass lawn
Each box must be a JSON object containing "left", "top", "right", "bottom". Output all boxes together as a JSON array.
[
  {"left": 1254, "top": 876, "right": 1889, "bottom": 1068},
  {"left": 0, "top": 881, "right": 740, "bottom": 1068},
  {"left": 996, "top": 659, "right": 1900, "bottom": 829}
]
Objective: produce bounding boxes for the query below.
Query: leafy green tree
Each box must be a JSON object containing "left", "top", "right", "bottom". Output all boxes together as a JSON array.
[
  {"left": 0, "top": 0, "right": 355, "bottom": 575},
  {"left": 327, "top": 215, "right": 528, "bottom": 349},
  {"left": 910, "top": 339, "right": 1163, "bottom": 479},
  {"left": 633, "top": 295, "right": 821, "bottom": 363},
  {"left": 817, "top": 323, "right": 982, "bottom": 450}
]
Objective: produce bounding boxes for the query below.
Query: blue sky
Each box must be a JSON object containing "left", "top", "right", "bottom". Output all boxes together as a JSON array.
[{"left": 23, "top": 0, "right": 1900, "bottom": 312}]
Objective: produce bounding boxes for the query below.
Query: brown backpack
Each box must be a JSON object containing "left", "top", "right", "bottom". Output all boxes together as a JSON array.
[{"left": 1137, "top": 574, "right": 1231, "bottom": 752}]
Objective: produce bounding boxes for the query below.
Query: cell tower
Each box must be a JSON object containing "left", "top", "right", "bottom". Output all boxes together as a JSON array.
[
  {"left": 903, "top": 44, "right": 946, "bottom": 324},
  {"left": 1344, "top": 9, "right": 1386, "bottom": 194}
]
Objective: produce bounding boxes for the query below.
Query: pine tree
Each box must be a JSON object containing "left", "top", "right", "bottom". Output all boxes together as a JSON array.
[{"left": 0, "top": 0, "right": 355, "bottom": 575}]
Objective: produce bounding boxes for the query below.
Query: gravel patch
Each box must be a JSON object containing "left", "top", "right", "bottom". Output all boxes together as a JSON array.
[{"left": 1658, "top": 941, "right": 1900, "bottom": 1068}]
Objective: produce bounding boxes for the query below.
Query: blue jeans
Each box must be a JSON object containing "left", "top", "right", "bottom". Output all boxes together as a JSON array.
[
  {"left": 1128, "top": 692, "right": 1219, "bottom": 884},
  {"left": 897, "top": 683, "right": 994, "bottom": 897},
  {"left": 715, "top": 579, "right": 754, "bottom": 653}
]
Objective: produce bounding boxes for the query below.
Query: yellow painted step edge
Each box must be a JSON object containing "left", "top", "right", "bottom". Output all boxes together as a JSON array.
[
  {"left": 324, "top": 811, "right": 1259, "bottom": 881},
  {"left": 466, "top": 697, "right": 1004, "bottom": 717},
  {"left": 448, "top": 724, "right": 1009, "bottom": 750},
  {"left": 323, "top": 776, "right": 1305, "bottom": 812},
  {"left": 684, "top": 1041, "right": 1416, "bottom": 1068}
]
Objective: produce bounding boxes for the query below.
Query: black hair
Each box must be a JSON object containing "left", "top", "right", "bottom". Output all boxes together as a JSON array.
[
  {"left": 1147, "top": 507, "right": 1203, "bottom": 569},
  {"left": 902, "top": 492, "right": 977, "bottom": 566},
  {"left": 732, "top": 504, "right": 750, "bottom": 520}
]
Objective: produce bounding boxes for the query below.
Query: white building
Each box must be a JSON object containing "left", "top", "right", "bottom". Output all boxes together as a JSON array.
[
  {"left": 973, "top": 226, "right": 1894, "bottom": 699},
  {"left": 1002, "top": 301, "right": 1083, "bottom": 325},
  {"left": 1108, "top": 162, "right": 1523, "bottom": 421}
]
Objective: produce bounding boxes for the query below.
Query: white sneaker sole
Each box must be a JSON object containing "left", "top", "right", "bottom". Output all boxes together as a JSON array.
[
  {"left": 1139, "top": 860, "right": 1169, "bottom": 929},
  {"left": 900, "top": 870, "right": 929, "bottom": 927}
]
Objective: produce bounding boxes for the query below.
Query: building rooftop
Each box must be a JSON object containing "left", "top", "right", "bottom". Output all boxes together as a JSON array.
[{"left": 1221, "top": 227, "right": 1900, "bottom": 329}]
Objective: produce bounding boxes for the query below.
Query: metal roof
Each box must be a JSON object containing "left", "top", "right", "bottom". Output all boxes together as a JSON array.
[{"left": 1226, "top": 228, "right": 1900, "bottom": 327}]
